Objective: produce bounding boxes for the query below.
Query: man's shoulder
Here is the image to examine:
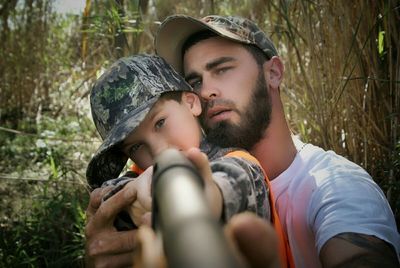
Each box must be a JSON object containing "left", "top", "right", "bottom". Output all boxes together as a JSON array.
[
  {"left": 212, "top": 149, "right": 263, "bottom": 173},
  {"left": 297, "top": 140, "right": 371, "bottom": 185},
  {"left": 200, "top": 138, "right": 240, "bottom": 161},
  {"left": 304, "top": 143, "right": 389, "bottom": 221}
]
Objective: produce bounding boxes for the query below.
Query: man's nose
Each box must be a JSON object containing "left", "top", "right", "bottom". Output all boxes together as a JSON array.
[{"left": 200, "top": 76, "right": 219, "bottom": 101}]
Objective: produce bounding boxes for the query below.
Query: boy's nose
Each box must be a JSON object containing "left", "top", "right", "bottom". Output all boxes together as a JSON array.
[{"left": 150, "top": 138, "right": 169, "bottom": 158}]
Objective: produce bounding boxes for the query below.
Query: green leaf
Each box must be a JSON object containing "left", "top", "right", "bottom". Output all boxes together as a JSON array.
[
  {"left": 49, "top": 154, "right": 58, "bottom": 179},
  {"left": 378, "top": 30, "right": 385, "bottom": 56}
]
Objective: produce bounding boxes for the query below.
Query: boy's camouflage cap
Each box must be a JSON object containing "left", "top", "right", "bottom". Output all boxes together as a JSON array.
[
  {"left": 86, "top": 54, "right": 193, "bottom": 188},
  {"left": 155, "top": 15, "right": 278, "bottom": 73}
]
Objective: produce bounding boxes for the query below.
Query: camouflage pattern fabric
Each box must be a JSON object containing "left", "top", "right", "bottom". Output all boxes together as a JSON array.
[
  {"left": 101, "top": 139, "right": 271, "bottom": 224},
  {"left": 155, "top": 14, "right": 278, "bottom": 73},
  {"left": 201, "top": 140, "right": 270, "bottom": 222},
  {"left": 86, "top": 54, "right": 193, "bottom": 188}
]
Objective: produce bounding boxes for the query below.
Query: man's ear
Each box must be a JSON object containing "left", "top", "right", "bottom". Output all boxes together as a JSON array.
[
  {"left": 263, "top": 56, "right": 284, "bottom": 90},
  {"left": 182, "top": 92, "right": 202, "bottom": 116}
]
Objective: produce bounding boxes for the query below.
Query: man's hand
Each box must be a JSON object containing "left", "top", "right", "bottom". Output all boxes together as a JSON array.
[
  {"left": 226, "top": 212, "right": 280, "bottom": 268},
  {"left": 134, "top": 212, "right": 280, "bottom": 268},
  {"left": 134, "top": 226, "right": 167, "bottom": 268},
  {"left": 85, "top": 185, "right": 138, "bottom": 267}
]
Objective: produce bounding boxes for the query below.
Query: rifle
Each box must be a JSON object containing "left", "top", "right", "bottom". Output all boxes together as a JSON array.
[{"left": 151, "top": 148, "right": 242, "bottom": 268}]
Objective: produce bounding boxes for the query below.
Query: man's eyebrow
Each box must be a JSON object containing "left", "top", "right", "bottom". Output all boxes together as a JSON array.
[
  {"left": 184, "top": 56, "right": 236, "bottom": 81},
  {"left": 185, "top": 72, "right": 198, "bottom": 82},
  {"left": 205, "top": 56, "right": 236, "bottom": 70}
]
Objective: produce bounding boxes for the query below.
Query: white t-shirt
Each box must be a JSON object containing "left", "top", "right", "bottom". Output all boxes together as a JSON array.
[{"left": 271, "top": 138, "right": 400, "bottom": 267}]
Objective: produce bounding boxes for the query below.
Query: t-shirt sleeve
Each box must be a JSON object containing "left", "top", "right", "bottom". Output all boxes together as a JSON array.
[
  {"left": 308, "top": 168, "right": 400, "bottom": 255},
  {"left": 210, "top": 156, "right": 270, "bottom": 223}
]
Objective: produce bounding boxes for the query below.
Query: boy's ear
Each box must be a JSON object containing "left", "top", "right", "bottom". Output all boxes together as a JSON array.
[{"left": 182, "top": 92, "right": 202, "bottom": 116}]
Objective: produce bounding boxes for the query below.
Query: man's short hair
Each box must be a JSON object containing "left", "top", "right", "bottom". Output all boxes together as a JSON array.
[{"left": 181, "top": 30, "right": 268, "bottom": 68}]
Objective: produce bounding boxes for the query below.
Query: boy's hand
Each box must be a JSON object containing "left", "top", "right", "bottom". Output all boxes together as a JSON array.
[
  {"left": 185, "top": 147, "right": 223, "bottom": 219},
  {"left": 125, "top": 166, "right": 153, "bottom": 226}
]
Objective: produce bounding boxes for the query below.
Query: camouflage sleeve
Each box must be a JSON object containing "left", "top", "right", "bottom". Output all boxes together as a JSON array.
[{"left": 210, "top": 156, "right": 270, "bottom": 223}]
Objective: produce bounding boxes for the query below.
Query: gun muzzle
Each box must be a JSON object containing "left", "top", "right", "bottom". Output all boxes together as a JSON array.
[{"left": 152, "top": 148, "right": 241, "bottom": 268}]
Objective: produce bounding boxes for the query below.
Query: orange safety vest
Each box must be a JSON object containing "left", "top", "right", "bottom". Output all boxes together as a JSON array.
[
  {"left": 226, "top": 151, "right": 295, "bottom": 268},
  {"left": 130, "top": 163, "right": 144, "bottom": 174}
]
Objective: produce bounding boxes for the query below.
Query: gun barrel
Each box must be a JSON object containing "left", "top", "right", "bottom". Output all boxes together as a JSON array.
[{"left": 152, "top": 149, "right": 240, "bottom": 268}]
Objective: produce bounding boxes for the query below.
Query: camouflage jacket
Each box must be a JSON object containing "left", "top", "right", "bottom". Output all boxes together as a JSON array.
[
  {"left": 101, "top": 139, "right": 270, "bottom": 224},
  {"left": 200, "top": 140, "right": 270, "bottom": 222}
]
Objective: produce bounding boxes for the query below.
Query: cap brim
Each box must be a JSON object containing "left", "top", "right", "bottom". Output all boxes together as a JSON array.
[
  {"left": 86, "top": 98, "right": 157, "bottom": 188},
  {"left": 155, "top": 15, "right": 249, "bottom": 74}
]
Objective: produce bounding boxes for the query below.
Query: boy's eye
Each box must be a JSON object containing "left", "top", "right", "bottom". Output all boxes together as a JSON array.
[
  {"left": 128, "top": 143, "right": 142, "bottom": 157},
  {"left": 155, "top": 118, "right": 165, "bottom": 129}
]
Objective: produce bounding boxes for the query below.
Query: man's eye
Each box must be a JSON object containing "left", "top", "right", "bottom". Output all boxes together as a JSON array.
[
  {"left": 216, "top": 67, "right": 230, "bottom": 75},
  {"left": 189, "top": 79, "right": 202, "bottom": 91},
  {"left": 155, "top": 118, "right": 165, "bottom": 129}
]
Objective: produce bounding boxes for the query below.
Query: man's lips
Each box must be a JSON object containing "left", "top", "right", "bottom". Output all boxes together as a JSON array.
[{"left": 206, "top": 107, "right": 233, "bottom": 123}]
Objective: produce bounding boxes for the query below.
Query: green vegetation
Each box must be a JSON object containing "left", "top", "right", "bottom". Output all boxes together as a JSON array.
[
  {"left": 0, "top": 0, "right": 399, "bottom": 265},
  {"left": 0, "top": 115, "right": 92, "bottom": 267}
]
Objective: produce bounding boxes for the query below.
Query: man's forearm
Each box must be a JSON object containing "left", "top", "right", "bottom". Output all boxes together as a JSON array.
[{"left": 320, "top": 232, "right": 399, "bottom": 268}]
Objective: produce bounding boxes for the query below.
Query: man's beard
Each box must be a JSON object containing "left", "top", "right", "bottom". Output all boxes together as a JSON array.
[{"left": 203, "top": 69, "right": 272, "bottom": 150}]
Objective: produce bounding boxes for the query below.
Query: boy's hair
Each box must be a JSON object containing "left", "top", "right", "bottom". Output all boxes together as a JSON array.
[
  {"left": 181, "top": 30, "right": 268, "bottom": 68},
  {"left": 159, "top": 91, "right": 184, "bottom": 103}
]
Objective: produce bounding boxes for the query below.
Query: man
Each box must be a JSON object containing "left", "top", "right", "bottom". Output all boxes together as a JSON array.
[
  {"left": 154, "top": 15, "right": 400, "bottom": 267},
  {"left": 84, "top": 15, "right": 399, "bottom": 267}
]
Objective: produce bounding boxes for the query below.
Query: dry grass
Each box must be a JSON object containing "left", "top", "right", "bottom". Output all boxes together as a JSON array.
[
  {"left": 151, "top": 1, "right": 400, "bottom": 214},
  {"left": 147, "top": 0, "right": 399, "bottom": 220},
  {"left": 264, "top": 0, "right": 399, "bottom": 216}
]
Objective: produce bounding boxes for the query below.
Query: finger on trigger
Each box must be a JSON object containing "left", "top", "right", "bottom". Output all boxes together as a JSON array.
[{"left": 185, "top": 147, "right": 213, "bottom": 182}]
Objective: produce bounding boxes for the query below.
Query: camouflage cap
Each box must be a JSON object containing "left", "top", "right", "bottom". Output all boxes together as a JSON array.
[
  {"left": 86, "top": 54, "right": 193, "bottom": 188},
  {"left": 155, "top": 15, "right": 278, "bottom": 74}
]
